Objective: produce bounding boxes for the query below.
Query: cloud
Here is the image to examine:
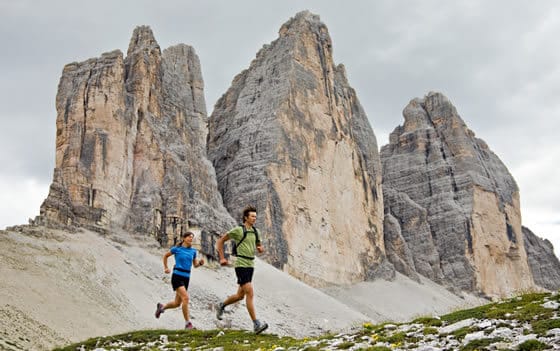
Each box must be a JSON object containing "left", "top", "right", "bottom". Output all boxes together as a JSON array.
[
  {"left": 0, "top": 1, "right": 558, "bottom": 259},
  {"left": 0, "top": 174, "right": 49, "bottom": 229}
]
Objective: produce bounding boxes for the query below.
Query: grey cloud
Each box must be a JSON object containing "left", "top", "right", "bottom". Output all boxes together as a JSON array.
[{"left": 1, "top": 0, "right": 559, "bottom": 235}]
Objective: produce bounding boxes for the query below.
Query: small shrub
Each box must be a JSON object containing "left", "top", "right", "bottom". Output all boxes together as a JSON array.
[
  {"left": 532, "top": 318, "right": 560, "bottom": 336},
  {"left": 378, "top": 331, "right": 406, "bottom": 343},
  {"left": 442, "top": 305, "right": 487, "bottom": 324},
  {"left": 451, "top": 326, "right": 476, "bottom": 341},
  {"left": 363, "top": 346, "right": 391, "bottom": 351},
  {"left": 517, "top": 339, "right": 549, "bottom": 351},
  {"left": 423, "top": 327, "right": 438, "bottom": 335},
  {"left": 337, "top": 341, "right": 355, "bottom": 349},
  {"left": 460, "top": 337, "right": 504, "bottom": 351},
  {"left": 362, "top": 322, "right": 375, "bottom": 331},
  {"left": 413, "top": 316, "right": 443, "bottom": 327}
]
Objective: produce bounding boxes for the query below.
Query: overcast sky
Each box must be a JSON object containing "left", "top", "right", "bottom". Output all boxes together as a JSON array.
[{"left": 1, "top": 1, "right": 558, "bottom": 256}]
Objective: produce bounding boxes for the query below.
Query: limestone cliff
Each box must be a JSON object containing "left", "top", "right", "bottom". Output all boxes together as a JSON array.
[
  {"left": 40, "top": 26, "right": 234, "bottom": 249},
  {"left": 522, "top": 226, "right": 560, "bottom": 291},
  {"left": 381, "top": 92, "right": 535, "bottom": 297},
  {"left": 207, "top": 11, "right": 391, "bottom": 287}
]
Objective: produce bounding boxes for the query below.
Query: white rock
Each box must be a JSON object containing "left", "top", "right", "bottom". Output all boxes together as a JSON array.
[
  {"left": 543, "top": 301, "right": 560, "bottom": 309},
  {"left": 463, "top": 331, "right": 486, "bottom": 343},
  {"left": 489, "top": 327, "right": 515, "bottom": 339},
  {"left": 477, "top": 320, "right": 493, "bottom": 329},
  {"left": 159, "top": 335, "right": 168, "bottom": 344},
  {"left": 416, "top": 345, "right": 443, "bottom": 351},
  {"left": 439, "top": 318, "right": 476, "bottom": 334},
  {"left": 513, "top": 333, "right": 537, "bottom": 346}
]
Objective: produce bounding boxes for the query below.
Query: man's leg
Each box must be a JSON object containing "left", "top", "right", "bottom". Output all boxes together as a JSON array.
[
  {"left": 216, "top": 285, "right": 245, "bottom": 320},
  {"left": 224, "top": 285, "right": 245, "bottom": 305},
  {"left": 241, "top": 282, "right": 256, "bottom": 320},
  {"left": 242, "top": 282, "right": 268, "bottom": 333}
]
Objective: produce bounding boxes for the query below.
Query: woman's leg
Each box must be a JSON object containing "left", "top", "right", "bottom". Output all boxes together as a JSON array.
[
  {"left": 163, "top": 291, "right": 182, "bottom": 310},
  {"left": 176, "top": 286, "right": 190, "bottom": 321}
]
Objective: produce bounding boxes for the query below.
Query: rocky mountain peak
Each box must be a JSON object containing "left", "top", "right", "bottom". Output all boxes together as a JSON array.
[
  {"left": 39, "top": 26, "right": 233, "bottom": 250},
  {"left": 382, "top": 92, "right": 535, "bottom": 297},
  {"left": 279, "top": 11, "right": 327, "bottom": 37},
  {"left": 127, "top": 25, "right": 160, "bottom": 56},
  {"left": 207, "top": 12, "right": 390, "bottom": 287}
]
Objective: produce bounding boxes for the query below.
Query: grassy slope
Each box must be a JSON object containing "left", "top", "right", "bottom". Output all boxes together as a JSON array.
[{"left": 54, "top": 291, "right": 560, "bottom": 351}]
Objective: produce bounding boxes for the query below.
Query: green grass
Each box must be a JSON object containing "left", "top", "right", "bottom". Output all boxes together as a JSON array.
[
  {"left": 450, "top": 326, "right": 478, "bottom": 341},
  {"left": 52, "top": 291, "right": 559, "bottom": 351},
  {"left": 53, "top": 329, "right": 302, "bottom": 351},
  {"left": 517, "top": 339, "right": 549, "bottom": 351},
  {"left": 412, "top": 316, "right": 443, "bottom": 327},
  {"left": 441, "top": 292, "right": 550, "bottom": 324},
  {"left": 460, "top": 337, "right": 504, "bottom": 351},
  {"left": 422, "top": 326, "right": 438, "bottom": 335},
  {"left": 532, "top": 318, "right": 560, "bottom": 336}
]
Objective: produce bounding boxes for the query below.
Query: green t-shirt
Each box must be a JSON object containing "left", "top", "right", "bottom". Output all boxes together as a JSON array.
[{"left": 228, "top": 225, "right": 258, "bottom": 268}]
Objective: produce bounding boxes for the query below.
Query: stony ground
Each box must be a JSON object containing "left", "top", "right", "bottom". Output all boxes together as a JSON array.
[
  {"left": 53, "top": 292, "right": 560, "bottom": 350},
  {"left": 1, "top": 225, "right": 484, "bottom": 350}
]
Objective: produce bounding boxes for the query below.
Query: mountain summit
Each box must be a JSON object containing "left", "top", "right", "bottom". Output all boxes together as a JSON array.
[
  {"left": 207, "top": 11, "right": 390, "bottom": 287},
  {"left": 39, "top": 26, "right": 233, "bottom": 248},
  {"left": 381, "top": 92, "right": 559, "bottom": 297}
]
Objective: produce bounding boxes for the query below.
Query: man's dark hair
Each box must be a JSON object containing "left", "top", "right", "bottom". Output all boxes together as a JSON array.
[{"left": 242, "top": 205, "right": 257, "bottom": 222}]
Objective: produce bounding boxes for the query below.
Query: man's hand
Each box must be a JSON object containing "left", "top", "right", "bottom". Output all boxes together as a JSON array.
[
  {"left": 198, "top": 258, "right": 205, "bottom": 266},
  {"left": 257, "top": 245, "right": 264, "bottom": 254},
  {"left": 220, "top": 258, "right": 229, "bottom": 266},
  {"left": 164, "top": 267, "right": 171, "bottom": 274}
]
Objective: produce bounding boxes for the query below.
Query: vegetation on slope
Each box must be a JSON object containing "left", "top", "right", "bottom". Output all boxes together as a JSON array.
[{"left": 54, "top": 291, "right": 560, "bottom": 351}]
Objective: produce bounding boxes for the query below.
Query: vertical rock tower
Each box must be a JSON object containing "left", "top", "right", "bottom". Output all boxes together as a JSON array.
[
  {"left": 381, "top": 92, "right": 535, "bottom": 297},
  {"left": 207, "top": 11, "right": 389, "bottom": 286},
  {"left": 522, "top": 226, "right": 560, "bottom": 291},
  {"left": 40, "top": 26, "right": 234, "bottom": 245}
]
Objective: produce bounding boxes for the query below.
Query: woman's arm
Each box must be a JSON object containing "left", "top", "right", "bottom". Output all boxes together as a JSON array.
[
  {"left": 216, "top": 233, "right": 230, "bottom": 266},
  {"left": 193, "top": 256, "right": 205, "bottom": 267},
  {"left": 163, "top": 251, "right": 172, "bottom": 274}
]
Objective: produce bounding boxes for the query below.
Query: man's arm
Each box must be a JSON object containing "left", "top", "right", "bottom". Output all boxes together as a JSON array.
[{"left": 216, "top": 233, "right": 230, "bottom": 266}]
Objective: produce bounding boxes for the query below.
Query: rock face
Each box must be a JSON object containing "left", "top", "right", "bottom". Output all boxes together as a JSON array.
[
  {"left": 40, "top": 26, "right": 234, "bottom": 247},
  {"left": 207, "top": 11, "right": 390, "bottom": 286},
  {"left": 381, "top": 92, "right": 535, "bottom": 297},
  {"left": 523, "top": 226, "right": 560, "bottom": 290}
]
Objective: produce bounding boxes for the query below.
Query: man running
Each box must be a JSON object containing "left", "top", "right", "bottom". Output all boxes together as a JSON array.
[{"left": 215, "top": 205, "right": 268, "bottom": 334}]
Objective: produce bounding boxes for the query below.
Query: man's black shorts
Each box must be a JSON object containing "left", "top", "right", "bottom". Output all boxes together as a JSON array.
[
  {"left": 235, "top": 267, "right": 254, "bottom": 286},
  {"left": 171, "top": 274, "right": 190, "bottom": 291}
]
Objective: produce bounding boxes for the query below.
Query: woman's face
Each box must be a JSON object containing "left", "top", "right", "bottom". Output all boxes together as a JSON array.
[{"left": 182, "top": 233, "right": 194, "bottom": 246}]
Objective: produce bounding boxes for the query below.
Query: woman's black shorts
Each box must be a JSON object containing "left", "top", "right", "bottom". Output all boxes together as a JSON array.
[
  {"left": 171, "top": 274, "right": 190, "bottom": 291},
  {"left": 235, "top": 267, "right": 254, "bottom": 286}
]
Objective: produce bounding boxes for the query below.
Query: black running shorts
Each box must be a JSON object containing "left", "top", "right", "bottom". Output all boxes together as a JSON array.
[
  {"left": 235, "top": 267, "right": 254, "bottom": 286},
  {"left": 171, "top": 274, "right": 190, "bottom": 291}
]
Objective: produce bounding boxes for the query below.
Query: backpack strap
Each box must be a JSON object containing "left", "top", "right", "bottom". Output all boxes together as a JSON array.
[{"left": 236, "top": 224, "right": 260, "bottom": 260}]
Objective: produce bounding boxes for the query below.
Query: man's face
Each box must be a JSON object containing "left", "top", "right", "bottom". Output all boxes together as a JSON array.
[{"left": 246, "top": 211, "right": 257, "bottom": 225}]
